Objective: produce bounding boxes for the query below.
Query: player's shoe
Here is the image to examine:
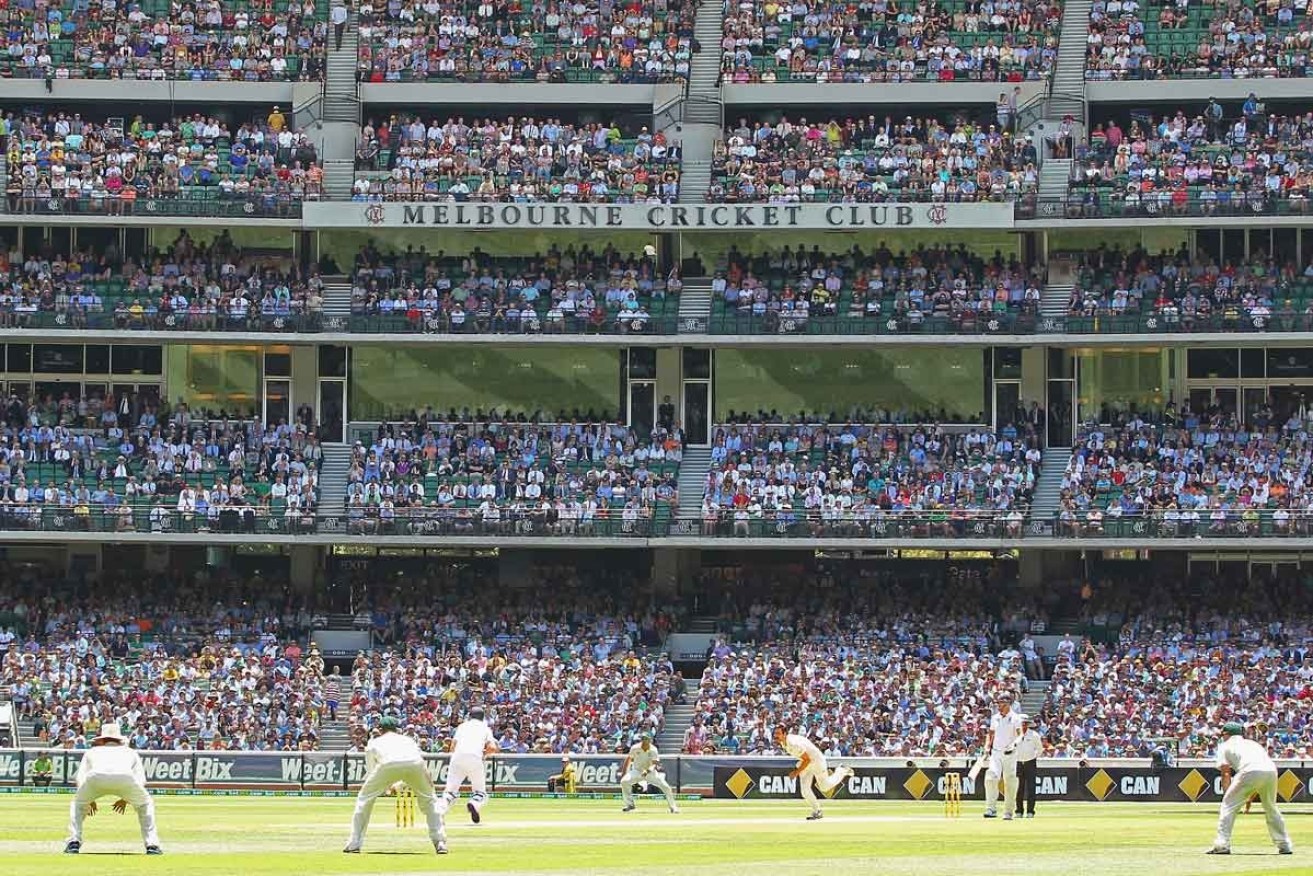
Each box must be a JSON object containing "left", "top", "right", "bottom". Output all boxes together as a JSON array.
[
  {"left": 467, "top": 802, "right": 481, "bottom": 824},
  {"left": 982, "top": 810, "right": 998, "bottom": 818},
  {"left": 621, "top": 804, "right": 636, "bottom": 813},
  {"left": 1027, "top": 813, "right": 1035, "bottom": 819},
  {"left": 435, "top": 840, "right": 449, "bottom": 855},
  {"left": 669, "top": 805, "right": 680, "bottom": 814},
  {"left": 1003, "top": 813, "right": 1014, "bottom": 821},
  {"left": 1205, "top": 848, "right": 1230, "bottom": 855},
  {"left": 806, "top": 811, "right": 824, "bottom": 821},
  {"left": 1279, "top": 848, "right": 1293, "bottom": 855},
  {"left": 342, "top": 847, "right": 361, "bottom": 854},
  {"left": 145, "top": 846, "right": 164, "bottom": 856},
  {"left": 63, "top": 841, "right": 80, "bottom": 854}
]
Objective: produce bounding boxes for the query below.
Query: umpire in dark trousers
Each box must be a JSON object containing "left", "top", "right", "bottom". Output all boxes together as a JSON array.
[{"left": 1014, "top": 714, "right": 1042, "bottom": 817}]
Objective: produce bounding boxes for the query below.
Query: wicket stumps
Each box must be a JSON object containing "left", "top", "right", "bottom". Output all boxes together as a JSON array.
[
  {"left": 395, "top": 788, "right": 416, "bottom": 827},
  {"left": 943, "top": 772, "right": 962, "bottom": 817}
]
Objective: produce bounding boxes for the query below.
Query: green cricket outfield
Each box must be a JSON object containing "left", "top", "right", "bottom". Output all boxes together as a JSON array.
[{"left": 1, "top": 795, "right": 1309, "bottom": 876}]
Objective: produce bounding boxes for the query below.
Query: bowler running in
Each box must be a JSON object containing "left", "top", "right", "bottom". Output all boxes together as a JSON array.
[
  {"left": 344, "top": 716, "right": 448, "bottom": 855},
  {"left": 774, "top": 726, "right": 854, "bottom": 820}
]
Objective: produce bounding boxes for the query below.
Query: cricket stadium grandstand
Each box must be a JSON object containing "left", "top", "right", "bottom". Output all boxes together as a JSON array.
[{"left": 0, "top": 3, "right": 1311, "bottom": 860}]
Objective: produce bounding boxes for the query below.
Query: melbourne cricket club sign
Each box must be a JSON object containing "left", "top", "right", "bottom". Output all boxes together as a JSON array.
[{"left": 303, "top": 201, "right": 1015, "bottom": 231}]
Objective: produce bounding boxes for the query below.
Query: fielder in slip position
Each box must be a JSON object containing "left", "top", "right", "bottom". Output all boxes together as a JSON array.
[
  {"left": 344, "top": 716, "right": 448, "bottom": 855},
  {"left": 440, "top": 706, "right": 498, "bottom": 824},
  {"left": 620, "top": 734, "right": 679, "bottom": 813},
  {"left": 1208, "top": 722, "right": 1293, "bottom": 856},
  {"left": 774, "top": 726, "right": 853, "bottom": 820},
  {"left": 64, "top": 722, "right": 162, "bottom": 855}
]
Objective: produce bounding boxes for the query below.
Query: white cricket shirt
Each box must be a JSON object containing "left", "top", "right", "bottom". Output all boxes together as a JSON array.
[
  {"left": 452, "top": 719, "right": 496, "bottom": 757},
  {"left": 1216, "top": 736, "right": 1277, "bottom": 776}
]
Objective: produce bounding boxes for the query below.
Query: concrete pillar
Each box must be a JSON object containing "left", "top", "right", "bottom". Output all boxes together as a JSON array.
[
  {"left": 652, "top": 548, "right": 699, "bottom": 598},
  {"left": 292, "top": 345, "right": 318, "bottom": 417},
  {"left": 289, "top": 545, "right": 321, "bottom": 592},
  {"left": 1021, "top": 346, "right": 1046, "bottom": 409},
  {"left": 656, "top": 347, "right": 682, "bottom": 426}
]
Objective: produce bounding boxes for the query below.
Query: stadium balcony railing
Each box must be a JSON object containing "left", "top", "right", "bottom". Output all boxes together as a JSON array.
[
  {"left": 671, "top": 510, "right": 1023, "bottom": 539},
  {"left": 707, "top": 310, "right": 1038, "bottom": 335},
  {"left": 0, "top": 505, "right": 317, "bottom": 536},
  {"left": 344, "top": 314, "right": 681, "bottom": 335},
  {"left": 1050, "top": 191, "right": 1310, "bottom": 220},
  {"left": 6, "top": 192, "right": 306, "bottom": 219},
  {"left": 1052, "top": 509, "right": 1313, "bottom": 538},
  {"left": 2, "top": 311, "right": 324, "bottom": 332}
]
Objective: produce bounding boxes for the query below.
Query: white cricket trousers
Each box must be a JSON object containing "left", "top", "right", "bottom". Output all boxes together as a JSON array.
[
  {"left": 984, "top": 751, "right": 1018, "bottom": 814},
  {"left": 799, "top": 757, "right": 848, "bottom": 814},
  {"left": 349, "top": 760, "right": 445, "bottom": 848},
  {"left": 621, "top": 768, "right": 676, "bottom": 808},
  {"left": 67, "top": 774, "right": 160, "bottom": 847},
  {"left": 440, "top": 753, "right": 487, "bottom": 814},
  {"left": 1214, "top": 769, "right": 1293, "bottom": 852}
]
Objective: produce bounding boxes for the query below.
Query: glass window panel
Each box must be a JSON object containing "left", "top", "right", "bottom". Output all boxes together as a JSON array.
[{"left": 350, "top": 347, "right": 621, "bottom": 420}]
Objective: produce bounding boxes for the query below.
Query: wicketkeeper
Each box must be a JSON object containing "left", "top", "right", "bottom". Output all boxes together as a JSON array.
[{"left": 345, "top": 716, "right": 448, "bottom": 855}]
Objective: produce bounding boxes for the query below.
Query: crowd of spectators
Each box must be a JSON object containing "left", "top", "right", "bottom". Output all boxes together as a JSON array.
[
  {"left": 350, "top": 242, "right": 679, "bottom": 332},
  {"left": 342, "top": 415, "right": 681, "bottom": 535},
  {"left": 699, "top": 417, "right": 1041, "bottom": 537},
  {"left": 0, "top": 232, "right": 325, "bottom": 329},
  {"left": 345, "top": 567, "right": 686, "bottom": 752},
  {"left": 1, "top": 568, "right": 326, "bottom": 751},
  {"left": 0, "top": 0, "right": 327, "bottom": 81},
  {"left": 1064, "top": 243, "right": 1313, "bottom": 330},
  {"left": 1068, "top": 109, "right": 1313, "bottom": 218},
  {"left": 4, "top": 108, "right": 322, "bottom": 215},
  {"left": 710, "top": 243, "right": 1043, "bottom": 331},
  {"left": 353, "top": 115, "right": 680, "bottom": 203},
  {"left": 1085, "top": 0, "right": 1313, "bottom": 80},
  {"left": 1057, "top": 403, "right": 1313, "bottom": 536},
  {"left": 720, "top": 0, "right": 1061, "bottom": 83},
  {"left": 355, "top": 0, "right": 697, "bottom": 83},
  {"left": 0, "top": 391, "right": 321, "bottom": 533},
  {"left": 1041, "top": 570, "right": 1313, "bottom": 757},
  {"left": 712, "top": 115, "right": 1040, "bottom": 202}
]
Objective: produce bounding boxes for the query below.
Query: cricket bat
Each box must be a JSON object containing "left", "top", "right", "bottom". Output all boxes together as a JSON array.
[{"left": 967, "top": 752, "right": 988, "bottom": 782}]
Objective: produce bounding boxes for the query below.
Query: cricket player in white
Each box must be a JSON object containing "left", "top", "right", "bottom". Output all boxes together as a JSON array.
[
  {"left": 440, "top": 706, "right": 497, "bottom": 823},
  {"left": 774, "top": 726, "right": 853, "bottom": 820},
  {"left": 1208, "top": 722, "right": 1293, "bottom": 856},
  {"left": 982, "top": 694, "right": 1023, "bottom": 820},
  {"left": 345, "top": 716, "right": 448, "bottom": 855},
  {"left": 620, "top": 733, "right": 678, "bottom": 813},
  {"left": 64, "top": 723, "right": 162, "bottom": 855}
]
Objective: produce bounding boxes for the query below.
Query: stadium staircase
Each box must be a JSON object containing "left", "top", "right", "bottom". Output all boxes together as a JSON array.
[
  {"left": 674, "top": 447, "right": 713, "bottom": 522},
  {"left": 1046, "top": 0, "right": 1090, "bottom": 122},
  {"left": 677, "top": 277, "right": 714, "bottom": 331},
  {"left": 671, "top": 0, "right": 724, "bottom": 204},
  {"left": 1020, "top": 681, "right": 1049, "bottom": 718},
  {"left": 16, "top": 715, "right": 41, "bottom": 748},
  {"left": 319, "top": 12, "right": 362, "bottom": 200},
  {"left": 1040, "top": 283, "right": 1071, "bottom": 320},
  {"left": 321, "top": 276, "right": 353, "bottom": 324},
  {"left": 318, "top": 443, "right": 354, "bottom": 532},
  {"left": 1038, "top": 159, "right": 1073, "bottom": 209},
  {"left": 655, "top": 703, "right": 697, "bottom": 754},
  {"left": 318, "top": 713, "right": 353, "bottom": 751},
  {"left": 1027, "top": 448, "right": 1072, "bottom": 529}
]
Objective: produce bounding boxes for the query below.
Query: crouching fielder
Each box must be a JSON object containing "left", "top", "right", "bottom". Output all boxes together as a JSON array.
[
  {"left": 620, "top": 734, "right": 678, "bottom": 813},
  {"left": 774, "top": 726, "right": 853, "bottom": 820},
  {"left": 65, "top": 723, "right": 161, "bottom": 855},
  {"left": 345, "top": 716, "right": 447, "bottom": 855},
  {"left": 1208, "top": 722, "right": 1293, "bottom": 856}
]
